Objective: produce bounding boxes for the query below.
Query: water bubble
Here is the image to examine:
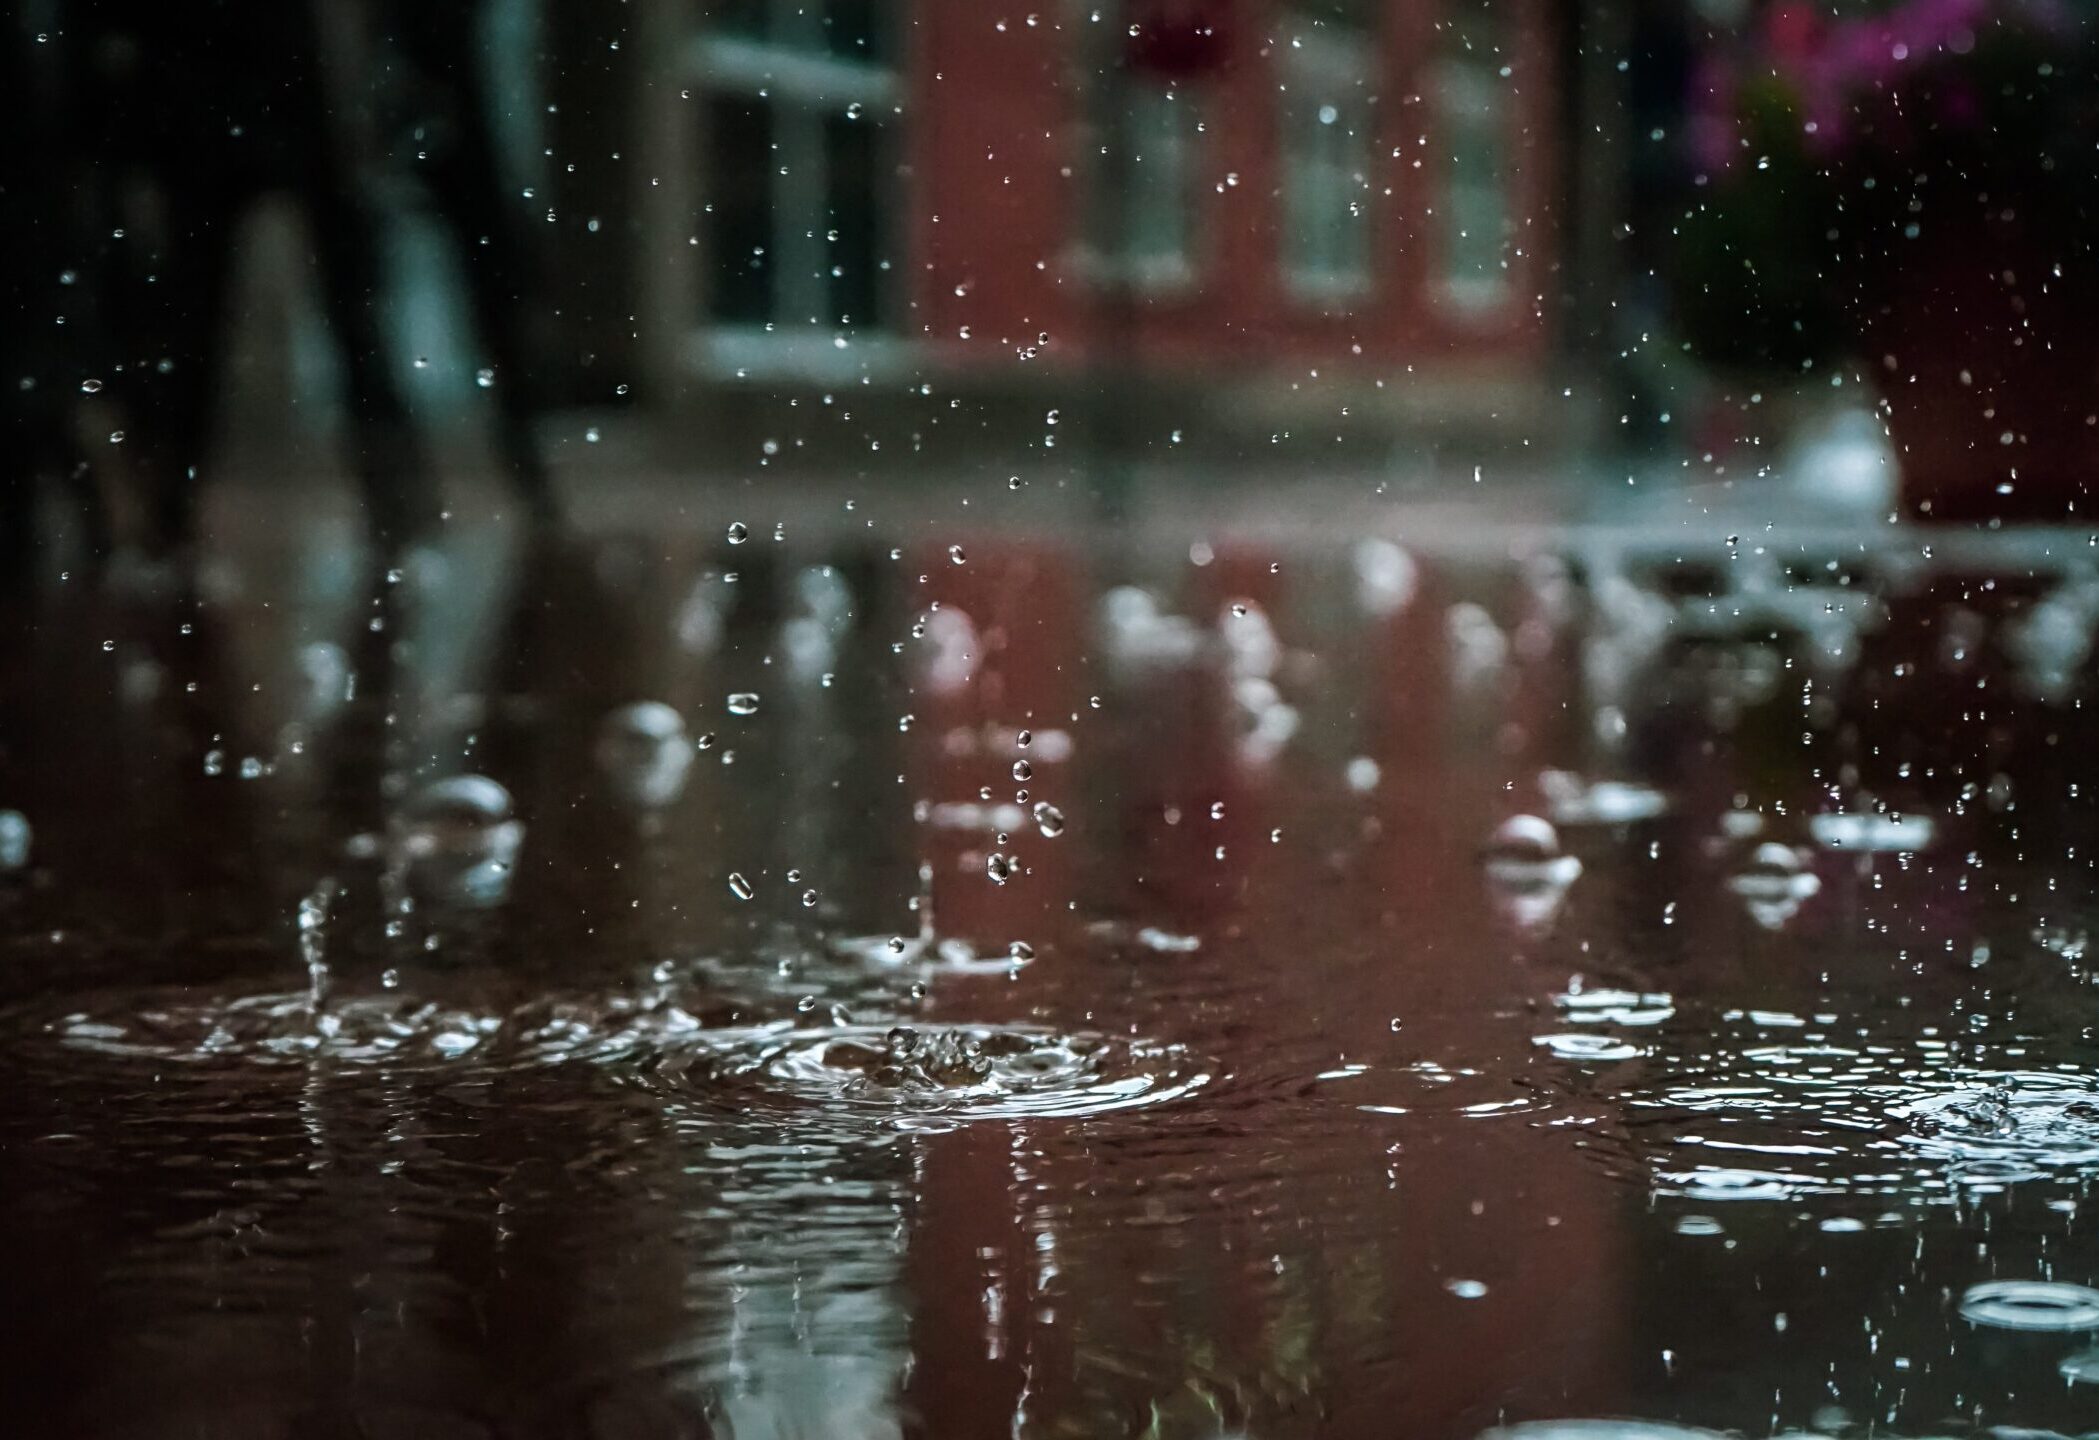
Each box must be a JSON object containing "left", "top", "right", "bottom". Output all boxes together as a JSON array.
[
  {"left": 1011, "top": 759, "right": 1033, "bottom": 781},
  {"left": 1032, "top": 801, "right": 1065, "bottom": 838},
  {"left": 726, "top": 521, "right": 749, "bottom": 544},
  {"left": 1016, "top": 729, "right": 1032, "bottom": 748},
  {"left": 801, "top": 889, "right": 818, "bottom": 908},
  {"left": 1480, "top": 817, "right": 1582, "bottom": 928},
  {"left": 726, "top": 692, "right": 761, "bottom": 716},
  {"left": 948, "top": 544, "right": 966, "bottom": 565},
  {"left": 2062, "top": 1348, "right": 2099, "bottom": 1385},
  {"left": 0, "top": 810, "right": 30, "bottom": 873},
  {"left": 593, "top": 701, "right": 693, "bottom": 809},
  {"left": 728, "top": 872, "right": 755, "bottom": 901},
  {"left": 986, "top": 852, "right": 1015, "bottom": 885},
  {"left": 1959, "top": 1280, "right": 2099, "bottom": 1331},
  {"left": 393, "top": 775, "right": 525, "bottom": 909}
]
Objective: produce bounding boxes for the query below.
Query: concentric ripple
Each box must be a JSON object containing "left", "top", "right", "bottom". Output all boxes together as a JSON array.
[
  {"left": 7, "top": 979, "right": 726, "bottom": 1073},
  {"left": 1959, "top": 1280, "right": 2099, "bottom": 1332},
  {"left": 632, "top": 1021, "right": 1209, "bottom": 1124},
  {"left": 1611, "top": 1008, "right": 2099, "bottom": 1200}
]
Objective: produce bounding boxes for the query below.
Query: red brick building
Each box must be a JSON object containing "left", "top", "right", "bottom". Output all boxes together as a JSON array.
[{"left": 547, "top": 0, "right": 1573, "bottom": 466}]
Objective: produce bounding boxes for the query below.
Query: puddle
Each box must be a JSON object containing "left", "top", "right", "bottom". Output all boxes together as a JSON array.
[{"left": 631, "top": 1021, "right": 1209, "bottom": 1126}]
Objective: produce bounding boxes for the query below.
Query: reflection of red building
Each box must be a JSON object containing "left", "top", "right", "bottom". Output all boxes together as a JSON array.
[{"left": 565, "top": 1, "right": 1568, "bottom": 461}]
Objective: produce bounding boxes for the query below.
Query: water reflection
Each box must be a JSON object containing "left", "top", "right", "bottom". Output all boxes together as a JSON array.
[{"left": 9, "top": 526, "right": 2099, "bottom": 1435}]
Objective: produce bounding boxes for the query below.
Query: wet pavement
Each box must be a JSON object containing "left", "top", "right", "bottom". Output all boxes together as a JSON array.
[{"left": 6, "top": 506, "right": 2099, "bottom": 1438}]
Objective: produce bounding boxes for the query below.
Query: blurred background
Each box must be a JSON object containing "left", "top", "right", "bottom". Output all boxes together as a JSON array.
[
  {"left": 20, "top": 0, "right": 2092, "bottom": 570},
  {"left": 15, "top": 8, "right": 2099, "bottom": 1439}
]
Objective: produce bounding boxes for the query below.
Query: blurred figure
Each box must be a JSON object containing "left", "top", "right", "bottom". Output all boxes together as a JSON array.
[
  {"left": 371, "top": 0, "right": 558, "bottom": 523},
  {"left": 70, "top": 0, "right": 557, "bottom": 560},
  {"left": 77, "top": 0, "right": 436, "bottom": 551},
  {"left": 1, "top": 7, "right": 107, "bottom": 599}
]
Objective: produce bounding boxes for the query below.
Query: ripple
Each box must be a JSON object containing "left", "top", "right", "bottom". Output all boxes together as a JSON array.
[
  {"left": 1534, "top": 1033, "right": 1647, "bottom": 1063},
  {"left": 1553, "top": 986, "right": 1675, "bottom": 1027},
  {"left": 1959, "top": 1280, "right": 2099, "bottom": 1332},
  {"left": 1479, "top": 1424, "right": 1729, "bottom": 1440},
  {"left": 1614, "top": 1008, "right": 2099, "bottom": 1201},
  {"left": 634, "top": 1021, "right": 1208, "bottom": 1126},
  {"left": 7, "top": 979, "right": 724, "bottom": 1074}
]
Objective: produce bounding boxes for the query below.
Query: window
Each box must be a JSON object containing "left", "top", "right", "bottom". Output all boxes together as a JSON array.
[
  {"left": 1082, "top": 7, "right": 1206, "bottom": 290},
  {"left": 1280, "top": 18, "right": 1376, "bottom": 297},
  {"left": 695, "top": 1, "right": 898, "bottom": 335},
  {"left": 1437, "top": 0, "right": 1515, "bottom": 311}
]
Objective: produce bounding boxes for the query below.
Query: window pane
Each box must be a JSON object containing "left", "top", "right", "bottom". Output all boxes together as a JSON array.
[
  {"left": 1283, "top": 93, "right": 1372, "bottom": 290},
  {"left": 822, "top": 0, "right": 888, "bottom": 64},
  {"left": 709, "top": 0, "right": 770, "bottom": 42},
  {"left": 1113, "top": 85, "right": 1196, "bottom": 272},
  {"left": 706, "top": 96, "right": 777, "bottom": 324},
  {"left": 823, "top": 111, "right": 887, "bottom": 327},
  {"left": 1440, "top": 1, "right": 1513, "bottom": 307}
]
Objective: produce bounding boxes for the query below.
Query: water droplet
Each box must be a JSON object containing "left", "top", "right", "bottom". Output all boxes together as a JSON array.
[
  {"left": 986, "top": 852, "right": 1015, "bottom": 885},
  {"left": 475, "top": 368, "right": 496, "bottom": 388},
  {"left": 1016, "top": 729, "right": 1032, "bottom": 748},
  {"left": 1445, "top": 1278, "right": 1488, "bottom": 1299},
  {"left": 948, "top": 544, "right": 967, "bottom": 565},
  {"left": 726, "top": 692, "right": 760, "bottom": 716},
  {"left": 1032, "top": 801, "right": 1065, "bottom": 837},
  {"left": 593, "top": 701, "right": 693, "bottom": 809},
  {"left": 1011, "top": 759, "right": 1033, "bottom": 782},
  {"left": 0, "top": 810, "right": 31, "bottom": 873},
  {"left": 727, "top": 521, "right": 749, "bottom": 544},
  {"left": 801, "top": 889, "right": 818, "bottom": 908},
  {"left": 1009, "top": 940, "right": 1035, "bottom": 961},
  {"left": 728, "top": 872, "right": 755, "bottom": 900},
  {"left": 79, "top": 378, "right": 102, "bottom": 394},
  {"left": 1960, "top": 1281, "right": 2099, "bottom": 1331}
]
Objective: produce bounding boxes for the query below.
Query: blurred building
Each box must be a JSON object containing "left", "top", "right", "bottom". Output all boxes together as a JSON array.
[
  {"left": 538, "top": 0, "right": 1583, "bottom": 479},
  {"left": 31, "top": 1, "right": 1596, "bottom": 509}
]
